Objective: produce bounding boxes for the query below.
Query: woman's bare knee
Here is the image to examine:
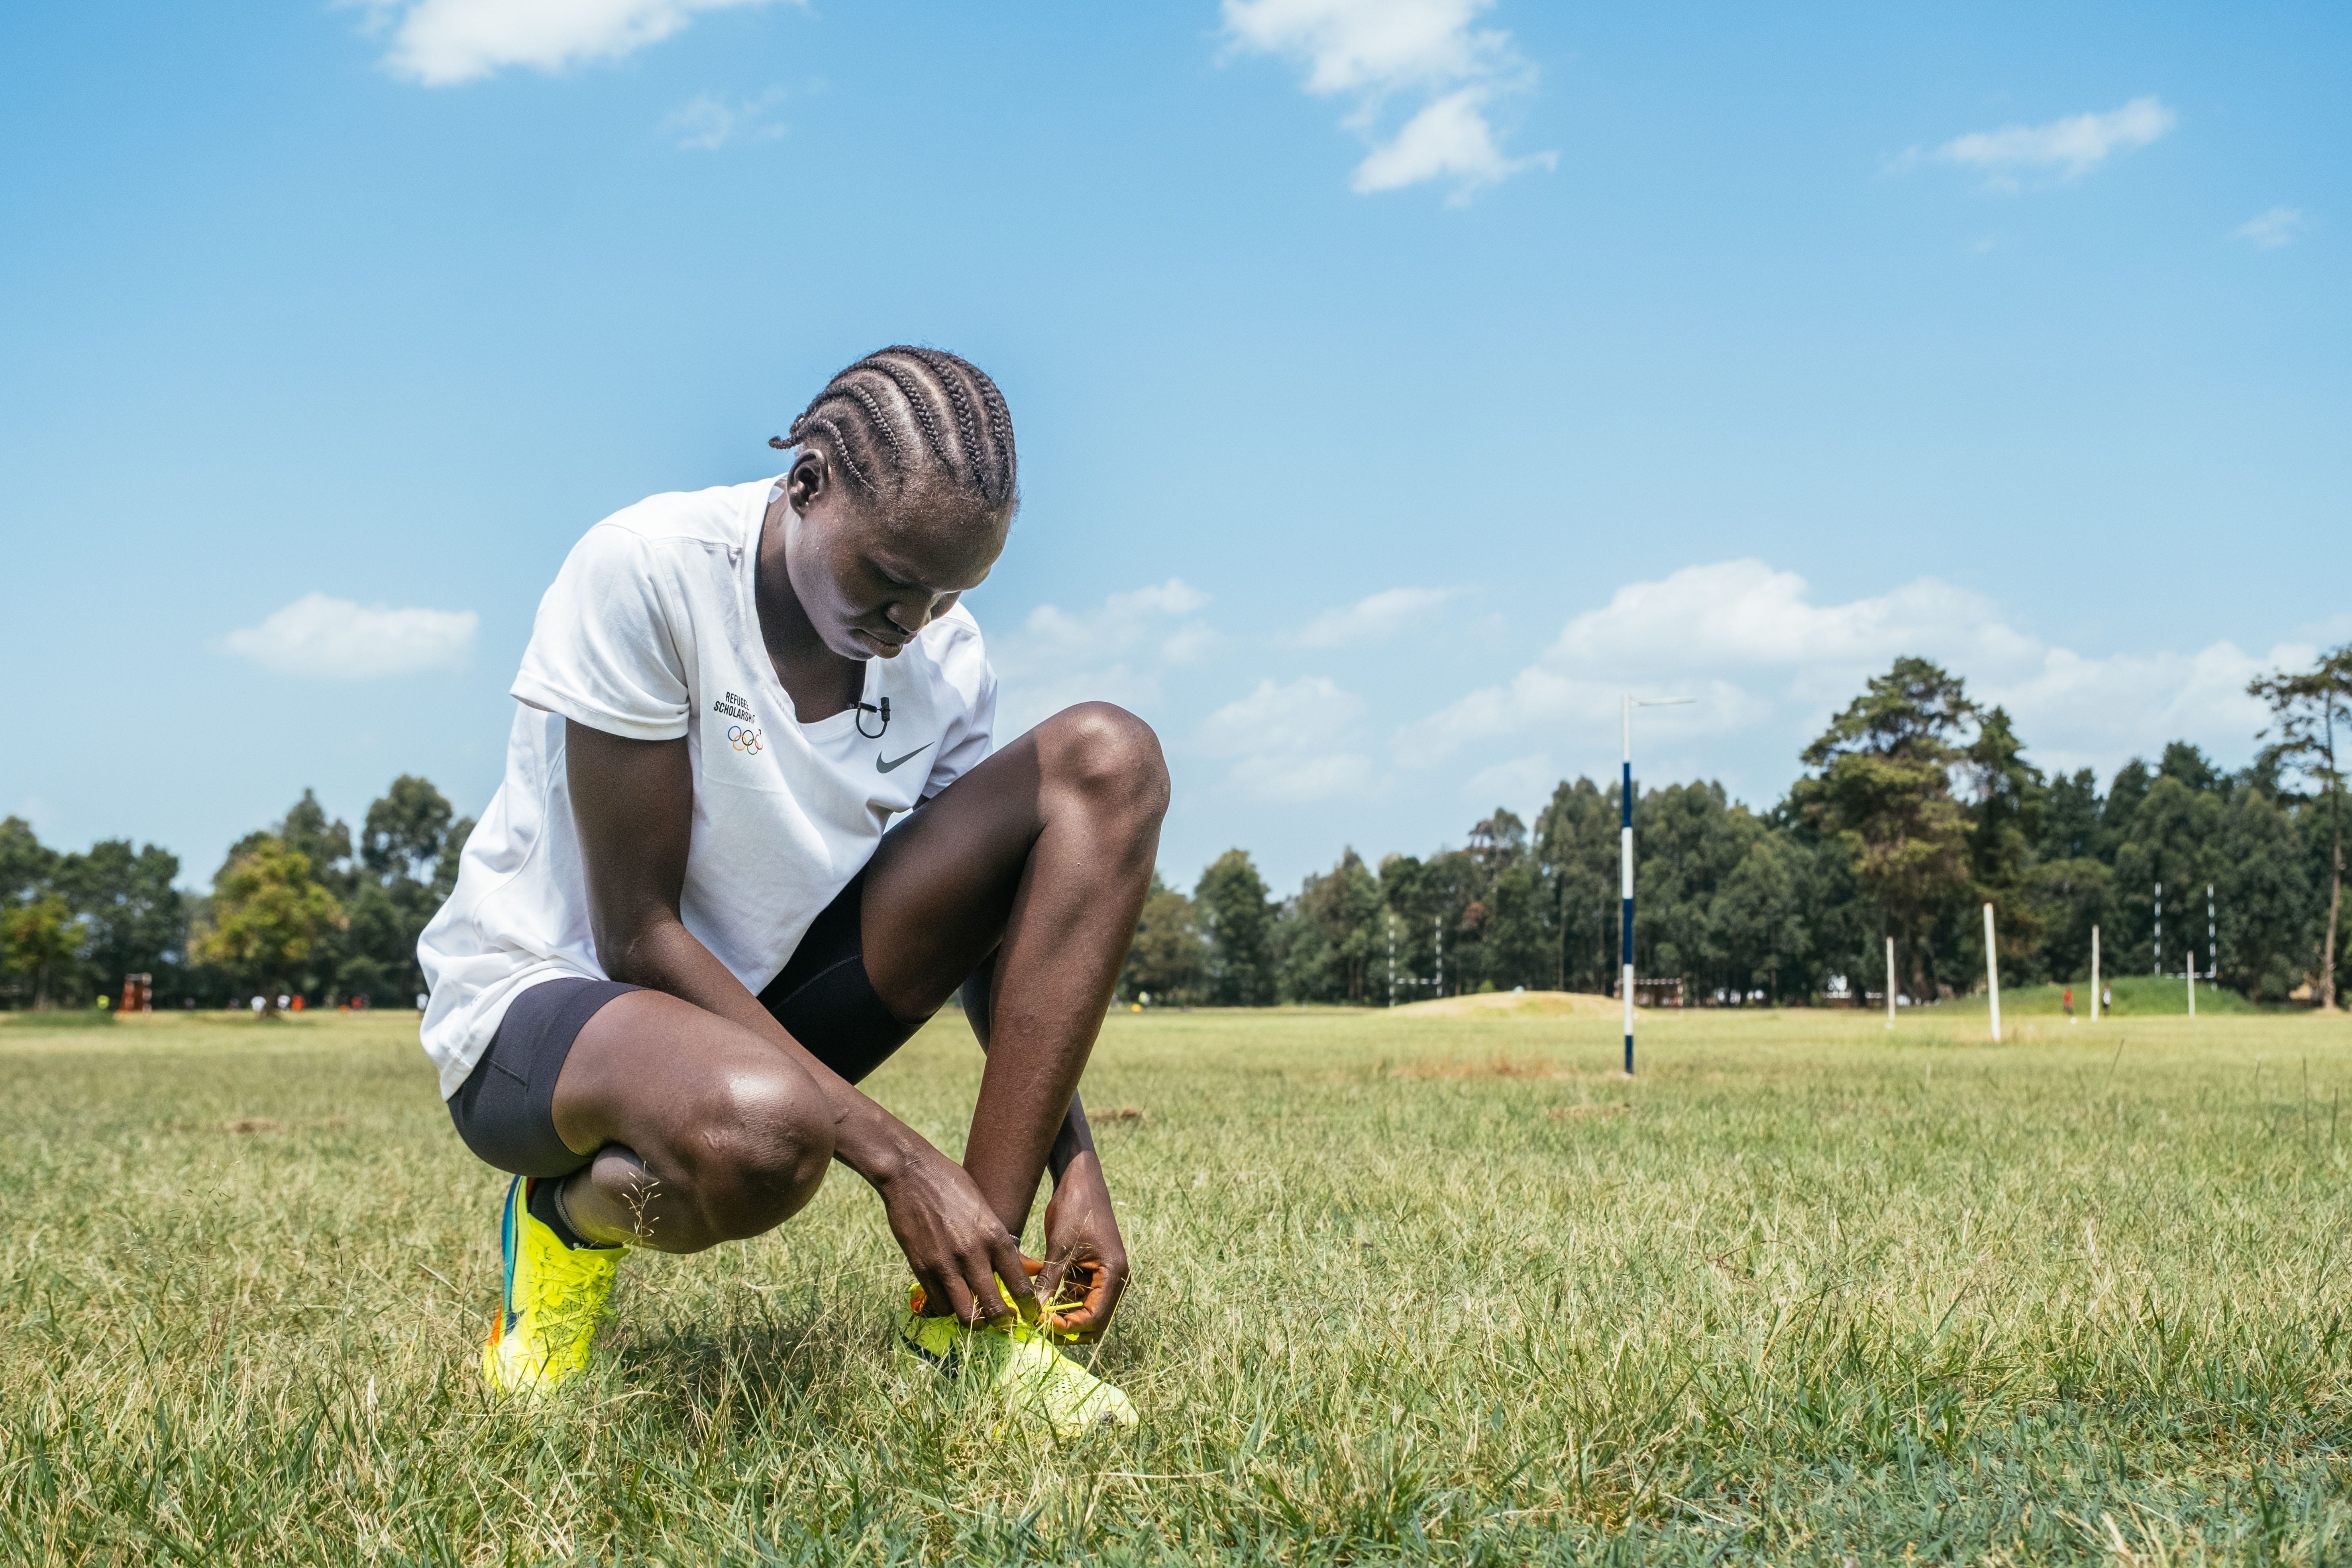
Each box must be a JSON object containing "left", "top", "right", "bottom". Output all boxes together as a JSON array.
[
  {"left": 672, "top": 1063, "right": 836, "bottom": 1245},
  {"left": 1039, "top": 703, "right": 1170, "bottom": 822}
]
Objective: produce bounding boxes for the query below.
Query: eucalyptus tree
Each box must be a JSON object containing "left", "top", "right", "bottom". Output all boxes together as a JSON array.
[
  {"left": 2251, "top": 644, "right": 2351, "bottom": 1009},
  {"left": 1791, "top": 657, "right": 1978, "bottom": 1002}
]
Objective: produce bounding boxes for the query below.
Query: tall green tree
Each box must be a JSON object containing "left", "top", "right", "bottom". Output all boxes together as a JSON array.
[
  {"left": 56, "top": 841, "right": 184, "bottom": 1001},
  {"left": 210, "top": 780, "right": 469, "bottom": 1005},
  {"left": 362, "top": 775, "right": 454, "bottom": 881},
  {"left": 2214, "top": 781, "right": 2314, "bottom": 1002},
  {"left": 1534, "top": 778, "right": 1619, "bottom": 993},
  {"left": 353, "top": 776, "right": 465, "bottom": 1004},
  {"left": 1707, "top": 831, "right": 1806, "bottom": 1000},
  {"left": 1462, "top": 810, "right": 1553, "bottom": 993},
  {"left": 2110, "top": 768, "right": 2229, "bottom": 980},
  {"left": 2098, "top": 759, "right": 2155, "bottom": 864},
  {"left": 1195, "top": 850, "right": 1276, "bottom": 1006},
  {"left": 2038, "top": 768, "right": 2103, "bottom": 862},
  {"left": 1120, "top": 872, "right": 1207, "bottom": 1005},
  {"left": 1414, "top": 849, "right": 1487, "bottom": 994},
  {"left": 1278, "top": 848, "right": 1386, "bottom": 1003},
  {"left": 1962, "top": 705, "right": 2046, "bottom": 972},
  {"left": 1, "top": 817, "right": 56, "bottom": 909},
  {"left": 274, "top": 790, "right": 358, "bottom": 903},
  {"left": 1632, "top": 782, "right": 1747, "bottom": 997},
  {"left": 188, "top": 838, "right": 346, "bottom": 1010},
  {"left": 0, "top": 896, "right": 82, "bottom": 1009},
  {"left": 1376, "top": 854, "right": 1439, "bottom": 997},
  {"left": 2252, "top": 644, "right": 2351, "bottom": 1010},
  {"left": 2023, "top": 855, "right": 2112, "bottom": 987},
  {"left": 1791, "top": 657, "right": 1978, "bottom": 1001}
]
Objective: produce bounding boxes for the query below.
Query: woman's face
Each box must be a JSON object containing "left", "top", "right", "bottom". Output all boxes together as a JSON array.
[{"left": 772, "top": 453, "right": 1010, "bottom": 661}]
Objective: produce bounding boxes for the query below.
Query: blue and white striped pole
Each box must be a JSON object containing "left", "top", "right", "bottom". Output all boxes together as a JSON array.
[
  {"left": 1621, "top": 694, "right": 1692, "bottom": 1076},
  {"left": 1621, "top": 696, "right": 1635, "bottom": 1074}
]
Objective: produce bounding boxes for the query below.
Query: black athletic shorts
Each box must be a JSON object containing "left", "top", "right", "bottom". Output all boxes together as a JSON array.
[{"left": 446, "top": 866, "right": 927, "bottom": 1177}]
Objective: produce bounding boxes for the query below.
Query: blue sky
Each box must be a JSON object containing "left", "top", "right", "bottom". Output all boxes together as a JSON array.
[{"left": 3, "top": 0, "right": 2346, "bottom": 896}]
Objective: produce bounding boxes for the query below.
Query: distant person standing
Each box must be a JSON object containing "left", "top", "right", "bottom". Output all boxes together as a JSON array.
[{"left": 2063, "top": 986, "right": 2074, "bottom": 1018}]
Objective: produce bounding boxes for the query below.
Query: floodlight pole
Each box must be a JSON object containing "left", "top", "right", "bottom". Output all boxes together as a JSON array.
[{"left": 1621, "top": 694, "right": 1693, "bottom": 1075}]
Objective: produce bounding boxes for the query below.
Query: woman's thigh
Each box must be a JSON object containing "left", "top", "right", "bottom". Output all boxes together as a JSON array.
[
  {"left": 856, "top": 729, "right": 1045, "bottom": 1019},
  {"left": 856, "top": 702, "right": 1166, "bottom": 1021},
  {"left": 548, "top": 987, "right": 829, "bottom": 1185}
]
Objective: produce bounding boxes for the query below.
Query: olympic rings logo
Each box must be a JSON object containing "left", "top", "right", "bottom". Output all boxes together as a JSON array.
[{"left": 728, "top": 724, "right": 764, "bottom": 754}]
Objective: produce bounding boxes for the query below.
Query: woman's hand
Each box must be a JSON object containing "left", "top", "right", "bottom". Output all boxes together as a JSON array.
[
  {"left": 877, "top": 1142, "right": 1039, "bottom": 1326},
  {"left": 1036, "top": 1150, "right": 1128, "bottom": 1341}
]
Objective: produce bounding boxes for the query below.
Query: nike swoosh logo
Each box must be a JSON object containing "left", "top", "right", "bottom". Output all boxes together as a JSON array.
[{"left": 877, "top": 743, "right": 933, "bottom": 775}]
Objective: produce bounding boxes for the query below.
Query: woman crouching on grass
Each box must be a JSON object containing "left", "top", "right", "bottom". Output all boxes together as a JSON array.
[{"left": 417, "top": 346, "right": 1164, "bottom": 1437}]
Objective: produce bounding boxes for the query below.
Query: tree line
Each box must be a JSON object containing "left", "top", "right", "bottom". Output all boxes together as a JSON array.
[
  {"left": 1121, "top": 650, "right": 2350, "bottom": 1011},
  {"left": 3, "top": 648, "right": 2344, "bottom": 1014},
  {"left": 0, "top": 778, "right": 470, "bottom": 1010}
]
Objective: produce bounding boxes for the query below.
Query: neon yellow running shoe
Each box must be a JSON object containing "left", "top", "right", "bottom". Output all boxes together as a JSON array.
[
  {"left": 898, "top": 1284, "right": 1138, "bottom": 1440},
  {"left": 481, "top": 1175, "right": 624, "bottom": 1394}
]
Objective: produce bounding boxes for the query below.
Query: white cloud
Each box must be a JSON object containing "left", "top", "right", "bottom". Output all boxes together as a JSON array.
[
  {"left": 1352, "top": 87, "right": 1554, "bottom": 195},
  {"left": 662, "top": 87, "right": 789, "bottom": 151},
  {"left": 2236, "top": 206, "right": 2304, "bottom": 250},
  {"left": 1225, "top": 0, "right": 1508, "bottom": 94},
  {"left": 1004, "top": 579, "right": 1209, "bottom": 671},
  {"left": 1201, "top": 676, "right": 1376, "bottom": 803},
  {"left": 1298, "top": 585, "right": 1458, "bottom": 647},
  {"left": 354, "top": 0, "right": 793, "bottom": 87},
  {"left": 1461, "top": 751, "right": 1553, "bottom": 806},
  {"left": 1231, "top": 751, "right": 1376, "bottom": 803},
  {"left": 988, "top": 579, "right": 1214, "bottom": 739},
  {"left": 1930, "top": 96, "right": 2175, "bottom": 185},
  {"left": 224, "top": 594, "right": 478, "bottom": 679},
  {"left": 1403, "top": 559, "right": 2305, "bottom": 785},
  {"left": 1202, "top": 675, "right": 1364, "bottom": 755},
  {"left": 1223, "top": 0, "right": 1554, "bottom": 200},
  {"left": 1160, "top": 622, "right": 1221, "bottom": 665}
]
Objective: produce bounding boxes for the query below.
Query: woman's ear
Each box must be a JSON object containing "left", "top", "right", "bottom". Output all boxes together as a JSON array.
[{"left": 785, "top": 450, "right": 828, "bottom": 514}]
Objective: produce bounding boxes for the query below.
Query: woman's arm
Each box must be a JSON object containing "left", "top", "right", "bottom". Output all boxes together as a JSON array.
[
  {"left": 960, "top": 952, "right": 1127, "bottom": 1338},
  {"left": 565, "top": 719, "right": 1037, "bottom": 1323}
]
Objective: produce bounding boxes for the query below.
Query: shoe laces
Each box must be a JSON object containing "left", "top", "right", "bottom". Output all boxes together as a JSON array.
[{"left": 528, "top": 1245, "right": 618, "bottom": 1336}]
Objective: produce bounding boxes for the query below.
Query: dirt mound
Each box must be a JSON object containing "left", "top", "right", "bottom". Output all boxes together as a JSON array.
[{"left": 1382, "top": 991, "right": 1621, "bottom": 1020}]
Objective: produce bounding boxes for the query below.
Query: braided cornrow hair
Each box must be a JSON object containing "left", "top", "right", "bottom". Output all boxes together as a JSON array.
[{"left": 770, "top": 346, "right": 1017, "bottom": 512}]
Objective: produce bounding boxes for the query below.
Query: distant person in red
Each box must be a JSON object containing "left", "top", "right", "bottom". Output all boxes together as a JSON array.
[{"left": 2063, "top": 986, "right": 2074, "bottom": 1017}]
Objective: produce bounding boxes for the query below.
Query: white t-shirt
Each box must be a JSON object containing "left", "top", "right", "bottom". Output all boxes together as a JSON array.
[{"left": 417, "top": 476, "right": 997, "bottom": 1099}]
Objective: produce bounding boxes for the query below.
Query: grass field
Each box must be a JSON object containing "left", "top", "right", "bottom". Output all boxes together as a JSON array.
[{"left": 6, "top": 1002, "right": 2352, "bottom": 1565}]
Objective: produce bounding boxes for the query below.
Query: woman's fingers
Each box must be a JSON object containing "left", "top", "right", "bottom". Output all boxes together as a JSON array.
[
  {"left": 983, "top": 1231, "right": 1039, "bottom": 1322},
  {"left": 951, "top": 1240, "right": 1019, "bottom": 1325},
  {"left": 925, "top": 1267, "right": 976, "bottom": 1325},
  {"left": 1046, "top": 1256, "right": 1126, "bottom": 1340},
  {"left": 962, "top": 1273, "right": 1006, "bottom": 1324},
  {"left": 1036, "top": 1251, "right": 1069, "bottom": 1309}
]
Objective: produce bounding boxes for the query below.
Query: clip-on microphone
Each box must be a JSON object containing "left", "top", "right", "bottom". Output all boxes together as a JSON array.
[{"left": 856, "top": 696, "right": 891, "bottom": 739}]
